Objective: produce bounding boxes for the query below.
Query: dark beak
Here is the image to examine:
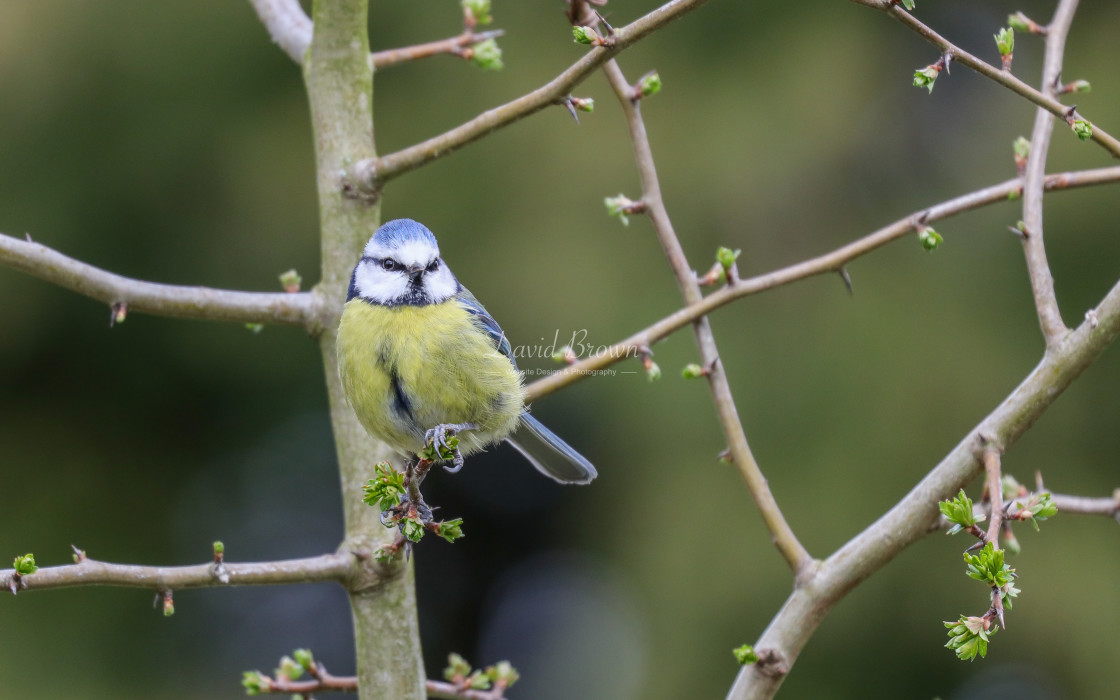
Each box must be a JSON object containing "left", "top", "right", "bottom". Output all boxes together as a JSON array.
[{"left": 407, "top": 265, "right": 424, "bottom": 286}]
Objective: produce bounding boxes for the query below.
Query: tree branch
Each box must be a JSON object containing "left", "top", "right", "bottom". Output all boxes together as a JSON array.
[
  {"left": 727, "top": 275, "right": 1120, "bottom": 699},
  {"left": 982, "top": 447, "right": 1004, "bottom": 544},
  {"left": 524, "top": 165, "right": 1120, "bottom": 403},
  {"left": 601, "top": 59, "right": 811, "bottom": 574},
  {"left": 247, "top": 0, "right": 313, "bottom": 63},
  {"left": 1020, "top": 0, "right": 1078, "bottom": 346},
  {"left": 0, "top": 232, "right": 321, "bottom": 330},
  {"left": 851, "top": 1, "right": 1120, "bottom": 159},
  {"left": 349, "top": 0, "right": 712, "bottom": 192},
  {"left": 2, "top": 550, "right": 360, "bottom": 594},
  {"left": 1050, "top": 492, "right": 1120, "bottom": 520},
  {"left": 249, "top": 670, "right": 508, "bottom": 699},
  {"left": 370, "top": 30, "right": 505, "bottom": 70}
]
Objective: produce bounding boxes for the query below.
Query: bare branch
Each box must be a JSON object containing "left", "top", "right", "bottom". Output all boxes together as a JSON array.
[
  {"left": 247, "top": 0, "right": 313, "bottom": 63},
  {"left": 2, "top": 551, "right": 360, "bottom": 595},
  {"left": 601, "top": 59, "right": 811, "bottom": 574},
  {"left": 371, "top": 30, "right": 505, "bottom": 70},
  {"left": 0, "top": 232, "right": 321, "bottom": 330},
  {"left": 249, "top": 671, "right": 507, "bottom": 699},
  {"left": 1050, "top": 491, "right": 1120, "bottom": 520},
  {"left": 350, "top": 0, "right": 712, "bottom": 191},
  {"left": 525, "top": 165, "right": 1120, "bottom": 402},
  {"left": 853, "top": 1, "right": 1120, "bottom": 159},
  {"left": 728, "top": 276, "right": 1120, "bottom": 699},
  {"left": 1020, "top": 0, "right": 1079, "bottom": 346}
]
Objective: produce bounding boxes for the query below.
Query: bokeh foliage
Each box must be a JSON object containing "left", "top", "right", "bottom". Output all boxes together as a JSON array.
[{"left": 1, "top": 1, "right": 1118, "bottom": 698}]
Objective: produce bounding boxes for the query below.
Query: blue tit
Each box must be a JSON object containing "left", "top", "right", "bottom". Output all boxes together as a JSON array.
[{"left": 337, "top": 218, "right": 597, "bottom": 485}]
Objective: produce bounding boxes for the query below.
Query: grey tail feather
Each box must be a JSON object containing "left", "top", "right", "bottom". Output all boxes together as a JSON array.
[{"left": 504, "top": 412, "right": 597, "bottom": 484}]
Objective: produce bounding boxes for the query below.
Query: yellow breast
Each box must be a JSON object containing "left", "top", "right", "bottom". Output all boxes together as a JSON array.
[{"left": 337, "top": 299, "right": 524, "bottom": 457}]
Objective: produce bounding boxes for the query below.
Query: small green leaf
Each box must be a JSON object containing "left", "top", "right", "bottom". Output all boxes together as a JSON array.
[
  {"left": 1066, "top": 79, "right": 1091, "bottom": 93},
  {"left": 245, "top": 323, "right": 264, "bottom": 334},
  {"left": 437, "top": 518, "right": 465, "bottom": 543},
  {"left": 1007, "top": 12, "right": 1035, "bottom": 33},
  {"left": 402, "top": 516, "right": 425, "bottom": 543},
  {"left": 276, "top": 656, "right": 303, "bottom": 681},
  {"left": 733, "top": 644, "right": 759, "bottom": 665},
  {"left": 644, "top": 360, "right": 662, "bottom": 382},
  {"left": 362, "top": 462, "right": 406, "bottom": 513},
  {"left": 1013, "top": 136, "right": 1030, "bottom": 161},
  {"left": 939, "top": 489, "right": 979, "bottom": 533}
]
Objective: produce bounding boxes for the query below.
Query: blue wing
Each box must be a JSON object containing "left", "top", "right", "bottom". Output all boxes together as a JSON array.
[
  {"left": 455, "top": 286, "right": 597, "bottom": 484},
  {"left": 455, "top": 286, "right": 516, "bottom": 369}
]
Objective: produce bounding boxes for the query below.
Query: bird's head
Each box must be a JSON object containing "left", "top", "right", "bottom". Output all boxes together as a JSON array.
[{"left": 348, "top": 219, "right": 460, "bottom": 306}]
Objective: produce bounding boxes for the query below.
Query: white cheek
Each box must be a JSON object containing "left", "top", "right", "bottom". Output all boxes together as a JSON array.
[
  {"left": 426, "top": 266, "right": 459, "bottom": 303},
  {"left": 355, "top": 264, "right": 407, "bottom": 302}
]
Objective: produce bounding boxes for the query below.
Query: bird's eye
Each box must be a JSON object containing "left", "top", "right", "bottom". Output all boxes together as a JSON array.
[
  {"left": 426, "top": 259, "right": 440, "bottom": 273},
  {"left": 381, "top": 258, "right": 399, "bottom": 271}
]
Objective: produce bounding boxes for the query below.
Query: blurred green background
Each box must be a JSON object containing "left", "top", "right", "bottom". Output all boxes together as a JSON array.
[{"left": 1, "top": 1, "right": 1118, "bottom": 698}]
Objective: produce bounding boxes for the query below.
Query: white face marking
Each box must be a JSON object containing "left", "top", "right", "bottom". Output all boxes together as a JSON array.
[{"left": 353, "top": 234, "right": 459, "bottom": 305}]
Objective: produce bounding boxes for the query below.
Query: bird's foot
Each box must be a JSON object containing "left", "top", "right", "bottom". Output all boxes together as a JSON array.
[{"left": 423, "top": 422, "right": 477, "bottom": 473}]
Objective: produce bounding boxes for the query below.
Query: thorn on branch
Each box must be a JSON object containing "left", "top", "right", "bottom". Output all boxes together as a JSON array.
[
  {"left": 638, "top": 346, "right": 660, "bottom": 381},
  {"left": 70, "top": 544, "right": 86, "bottom": 563},
  {"left": 561, "top": 96, "right": 595, "bottom": 123},
  {"left": 564, "top": 0, "right": 608, "bottom": 27},
  {"left": 838, "top": 267, "right": 854, "bottom": 296},
  {"left": 109, "top": 301, "right": 127, "bottom": 327}
]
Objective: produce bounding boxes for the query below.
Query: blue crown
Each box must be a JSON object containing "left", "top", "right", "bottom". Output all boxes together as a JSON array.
[{"left": 372, "top": 219, "right": 438, "bottom": 248}]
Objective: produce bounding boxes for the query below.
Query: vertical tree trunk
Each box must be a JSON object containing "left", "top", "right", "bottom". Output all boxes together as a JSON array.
[{"left": 302, "top": 1, "right": 426, "bottom": 698}]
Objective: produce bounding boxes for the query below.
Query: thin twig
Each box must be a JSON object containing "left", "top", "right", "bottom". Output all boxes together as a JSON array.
[
  {"left": 350, "top": 0, "right": 711, "bottom": 191},
  {"left": 370, "top": 30, "right": 505, "bottom": 69},
  {"left": 524, "top": 165, "right": 1120, "bottom": 402},
  {"left": 0, "top": 232, "right": 321, "bottom": 331},
  {"left": 1020, "top": 0, "right": 1079, "bottom": 346},
  {"left": 729, "top": 276, "right": 1120, "bottom": 699},
  {"left": 247, "top": 0, "right": 313, "bottom": 63},
  {"left": 982, "top": 446, "right": 1004, "bottom": 544},
  {"left": 1, "top": 551, "right": 360, "bottom": 594},
  {"left": 1050, "top": 492, "right": 1120, "bottom": 519},
  {"left": 852, "top": 1, "right": 1120, "bottom": 159},
  {"left": 602, "top": 58, "right": 811, "bottom": 574},
  {"left": 252, "top": 673, "right": 506, "bottom": 699}
]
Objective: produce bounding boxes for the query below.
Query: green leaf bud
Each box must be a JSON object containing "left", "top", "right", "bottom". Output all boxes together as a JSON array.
[
  {"left": 733, "top": 644, "right": 759, "bottom": 665},
  {"left": 278, "top": 269, "right": 302, "bottom": 293},
  {"left": 461, "top": 0, "right": 493, "bottom": 25},
  {"left": 245, "top": 323, "right": 264, "bottom": 334},
  {"left": 900, "top": 0, "right": 916, "bottom": 10},
  {"left": 913, "top": 65, "right": 940, "bottom": 93},
  {"left": 1072, "top": 119, "right": 1092, "bottom": 141},
  {"left": 437, "top": 518, "right": 465, "bottom": 543},
  {"left": 995, "top": 28, "right": 1014, "bottom": 57},
  {"left": 242, "top": 671, "right": 269, "bottom": 695},
  {"left": 470, "top": 38, "right": 503, "bottom": 71},
  {"left": 918, "top": 228, "right": 943, "bottom": 251},
  {"left": 293, "top": 649, "right": 314, "bottom": 672},
  {"left": 402, "top": 516, "right": 425, "bottom": 543},
  {"left": 681, "top": 363, "right": 707, "bottom": 380},
  {"left": 445, "top": 653, "right": 472, "bottom": 681},
  {"left": 716, "top": 246, "right": 741, "bottom": 270},
  {"left": 572, "top": 26, "right": 599, "bottom": 45},
  {"left": 639, "top": 72, "right": 662, "bottom": 97},
  {"left": 12, "top": 553, "right": 37, "bottom": 576},
  {"left": 485, "top": 660, "right": 520, "bottom": 688}
]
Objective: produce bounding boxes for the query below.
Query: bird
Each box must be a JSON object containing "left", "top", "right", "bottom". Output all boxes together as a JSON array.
[{"left": 337, "top": 218, "right": 597, "bottom": 505}]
